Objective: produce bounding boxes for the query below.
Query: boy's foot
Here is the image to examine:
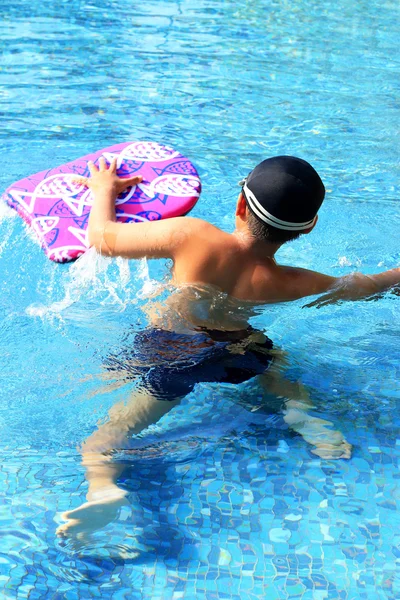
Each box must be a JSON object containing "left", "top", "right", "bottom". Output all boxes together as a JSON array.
[
  {"left": 56, "top": 487, "right": 128, "bottom": 538},
  {"left": 311, "top": 439, "right": 352, "bottom": 459},
  {"left": 284, "top": 409, "right": 352, "bottom": 460}
]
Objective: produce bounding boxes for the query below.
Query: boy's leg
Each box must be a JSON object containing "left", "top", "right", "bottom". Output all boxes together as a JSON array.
[
  {"left": 56, "top": 387, "right": 182, "bottom": 538},
  {"left": 257, "top": 355, "right": 351, "bottom": 459},
  {"left": 56, "top": 328, "right": 220, "bottom": 539}
]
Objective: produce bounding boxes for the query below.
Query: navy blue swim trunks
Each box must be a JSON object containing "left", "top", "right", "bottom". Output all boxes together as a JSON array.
[{"left": 105, "top": 327, "right": 273, "bottom": 401}]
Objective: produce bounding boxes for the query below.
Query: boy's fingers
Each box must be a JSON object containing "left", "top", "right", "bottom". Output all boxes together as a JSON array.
[
  {"left": 99, "top": 157, "right": 106, "bottom": 171},
  {"left": 117, "top": 174, "right": 142, "bottom": 192},
  {"left": 88, "top": 160, "right": 98, "bottom": 175},
  {"left": 110, "top": 157, "right": 117, "bottom": 173},
  {"left": 71, "top": 176, "right": 88, "bottom": 186},
  {"left": 126, "top": 175, "right": 143, "bottom": 185}
]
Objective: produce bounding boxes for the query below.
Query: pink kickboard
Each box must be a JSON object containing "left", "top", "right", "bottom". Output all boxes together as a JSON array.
[{"left": 1, "top": 141, "right": 201, "bottom": 263}]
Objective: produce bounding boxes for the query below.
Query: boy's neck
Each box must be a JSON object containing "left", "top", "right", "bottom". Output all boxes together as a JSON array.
[{"left": 232, "top": 223, "right": 281, "bottom": 259}]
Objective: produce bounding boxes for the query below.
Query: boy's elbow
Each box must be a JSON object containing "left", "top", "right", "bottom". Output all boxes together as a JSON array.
[
  {"left": 87, "top": 227, "right": 96, "bottom": 249},
  {"left": 88, "top": 227, "right": 101, "bottom": 252},
  {"left": 88, "top": 224, "right": 113, "bottom": 256},
  {"left": 369, "top": 267, "right": 400, "bottom": 293}
]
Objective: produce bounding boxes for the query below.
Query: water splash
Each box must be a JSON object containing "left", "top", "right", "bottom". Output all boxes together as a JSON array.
[
  {"left": 0, "top": 199, "right": 16, "bottom": 222},
  {"left": 26, "top": 249, "right": 160, "bottom": 321},
  {"left": 0, "top": 200, "right": 17, "bottom": 258}
]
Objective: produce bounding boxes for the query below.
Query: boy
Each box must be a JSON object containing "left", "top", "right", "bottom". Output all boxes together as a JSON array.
[
  {"left": 57, "top": 155, "right": 399, "bottom": 537},
  {"left": 85, "top": 154, "right": 399, "bottom": 302}
]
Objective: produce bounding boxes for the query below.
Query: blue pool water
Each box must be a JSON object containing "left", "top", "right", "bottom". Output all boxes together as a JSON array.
[{"left": 1, "top": 0, "right": 400, "bottom": 597}]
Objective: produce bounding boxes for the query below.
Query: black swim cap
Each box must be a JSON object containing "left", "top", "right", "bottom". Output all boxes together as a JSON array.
[{"left": 240, "top": 156, "right": 325, "bottom": 231}]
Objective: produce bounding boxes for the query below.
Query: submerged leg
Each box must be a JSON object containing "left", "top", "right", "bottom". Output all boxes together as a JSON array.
[
  {"left": 257, "top": 359, "right": 351, "bottom": 459},
  {"left": 282, "top": 399, "right": 351, "bottom": 459},
  {"left": 56, "top": 388, "right": 181, "bottom": 538}
]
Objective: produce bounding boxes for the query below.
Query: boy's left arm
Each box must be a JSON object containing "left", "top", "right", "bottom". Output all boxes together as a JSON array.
[
  {"left": 304, "top": 270, "right": 400, "bottom": 307},
  {"left": 281, "top": 266, "right": 400, "bottom": 305}
]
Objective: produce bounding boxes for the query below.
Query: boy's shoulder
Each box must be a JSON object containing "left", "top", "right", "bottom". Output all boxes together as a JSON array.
[
  {"left": 236, "top": 265, "right": 337, "bottom": 304},
  {"left": 177, "top": 217, "right": 232, "bottom": 244},
  {"left": 263, "top": 265, "right": 337, "bottom": 302},
  {"left": 180, "top": 216, "right": 227, "bottom": 233}
]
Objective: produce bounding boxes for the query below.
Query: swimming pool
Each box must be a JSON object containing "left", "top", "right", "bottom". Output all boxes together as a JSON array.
[{"left": 1, "top": 0, "right": 400, "bottom": 597}]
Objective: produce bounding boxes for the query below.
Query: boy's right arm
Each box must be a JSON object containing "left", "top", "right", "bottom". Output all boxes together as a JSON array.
[
  {"left": 92, "top": 215, "right": 204, "bottom": 260},
  {"left": 83, "top": 157, "right": 208, "bottom": 260}
]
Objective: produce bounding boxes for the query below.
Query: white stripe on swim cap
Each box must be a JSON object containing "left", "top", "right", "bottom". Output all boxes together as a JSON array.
[{"left": 242, "top": 182, "right": 316, "bottom": 231}]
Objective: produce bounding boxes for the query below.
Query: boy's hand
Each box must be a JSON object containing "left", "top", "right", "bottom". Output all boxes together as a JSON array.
[{"left": 76, "top": 157, "right": 143, "bottom": 198}]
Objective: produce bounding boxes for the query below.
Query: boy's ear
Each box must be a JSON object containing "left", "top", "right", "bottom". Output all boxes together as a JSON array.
[
  {"left": 303, "top": 214, "right": 318, "bottom": 234},
  {"left": 236, "top": 192, "right": 247, "bottom": 217}
]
